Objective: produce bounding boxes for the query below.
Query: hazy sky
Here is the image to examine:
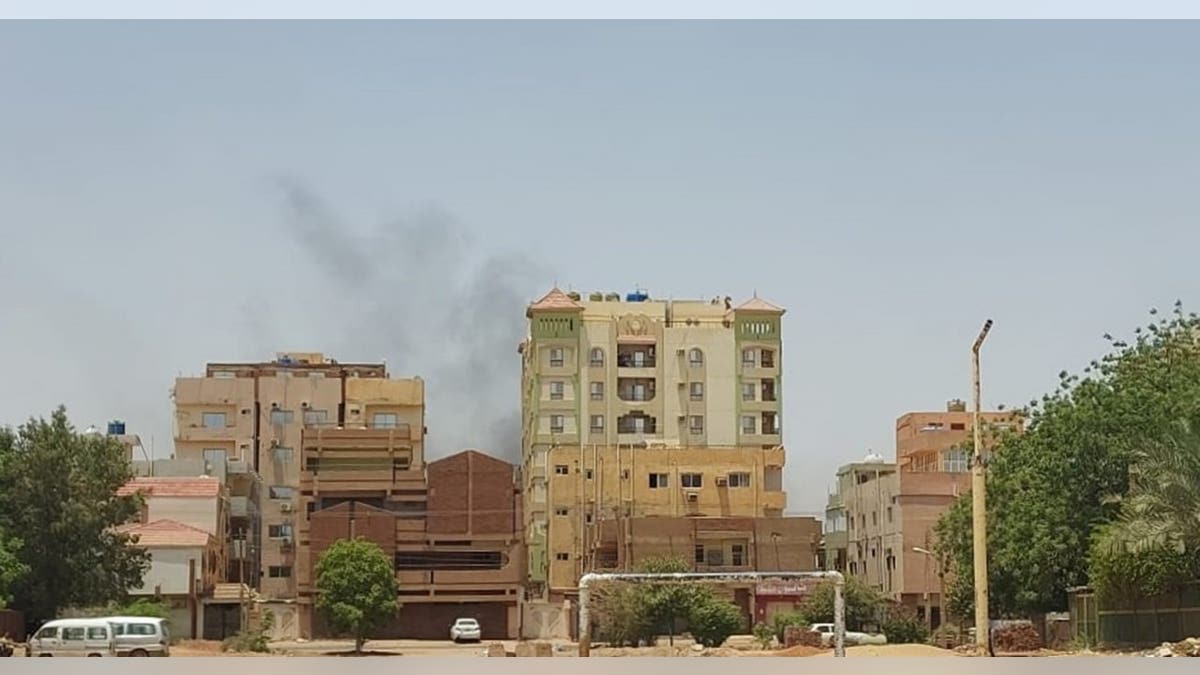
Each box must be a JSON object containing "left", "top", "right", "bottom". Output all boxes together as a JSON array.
[{"left": 2, "top": 21, "right": 1199, "bottom": 513}]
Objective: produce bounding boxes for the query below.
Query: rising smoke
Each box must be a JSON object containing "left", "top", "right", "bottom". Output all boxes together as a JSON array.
[{"left": 275, "top": 179, "right": 549, "bottom": 461}]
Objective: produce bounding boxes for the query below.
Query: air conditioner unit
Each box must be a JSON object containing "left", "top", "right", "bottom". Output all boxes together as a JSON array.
[
  {"left": 301, "top": 401, "right": 310, "bottom": 409},
  {"left": 676, "top": 348, "right": 686, "bottom": 356},
  {"left": 685, "top": 492, "right": 700, "bottom": 503},
  {"left": 280, "top": 503, "right": 293, "bottom": 513},
  {"left": 271, "top": 402, "right": 279, "bottom": 409},
  {"left": 716, "top": 477, "right": 728, "bottom": 487}
]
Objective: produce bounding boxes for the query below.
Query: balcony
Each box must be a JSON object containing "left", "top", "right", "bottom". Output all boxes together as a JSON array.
[
  {"left": 617, "top": 378, "right": 657, "bottom": 402},
  {"left": 617, "top": 413, "right": 657, "bottom": 436},
  {"left": 616, "top": 345, "right": 656, "bottom": 369}
]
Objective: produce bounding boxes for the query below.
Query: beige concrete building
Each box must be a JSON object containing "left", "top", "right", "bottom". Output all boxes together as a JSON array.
[
  {"left": 519, "top": 288, "right": 789, "bottom": 600},
  {"left": 172, "top": 352, "right": 424, "bottom": 600},
  {"left": 823, "top": 402, "right": 1023, "bottom": 627}
]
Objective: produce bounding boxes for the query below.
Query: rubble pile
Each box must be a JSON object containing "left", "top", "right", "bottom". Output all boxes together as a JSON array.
[
  {"left": 1145, "top": 638, "right": 1200, "bottom": 657},
  {"left": 992, "top": 623, "right": 1042, "bottom": 653}
]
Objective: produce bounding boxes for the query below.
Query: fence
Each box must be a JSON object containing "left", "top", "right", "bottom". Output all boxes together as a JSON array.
[{"left": 1069, "top": 582, "right": 1200, "bottom": 648}]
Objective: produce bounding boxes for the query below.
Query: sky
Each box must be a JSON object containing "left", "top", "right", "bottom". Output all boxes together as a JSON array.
[{"left": 2, "top": 21, "right": 1199, "bottom": 513}]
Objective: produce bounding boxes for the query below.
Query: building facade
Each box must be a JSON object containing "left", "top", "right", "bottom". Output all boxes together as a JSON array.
[
  {"left": 172, "top": 352, "right": 424, "bottom": 599},
  {"left": 297, "top": 443, "right": 524, "bottom": 639},
  {"left": 519, "top": 288, "right": 790, "bottom": 600},
  {"left": 823, "top": 402, "right": 1022, "bottom": 627}
]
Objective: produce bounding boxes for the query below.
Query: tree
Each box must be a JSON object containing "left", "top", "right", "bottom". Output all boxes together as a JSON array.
[
  {"left": 0, "top": 407, "right": 149, "bottom": 624},
  {"left": 934, "top": 304, "right": 1200, "bottom": 617},
  {"left": 637, "top": 557, "right": 709, "bottom": 644},
  {"left": 687, "top": 597, "right": 742, "bottom": 647},
  {"left": 314, "top": 537, "right": 398, "bottom": 653},
  {"left": 0, "top": 532, "right": 27, "bottom": 609},
  {"left": 796, "top": 576, "right": 882, "bottom": 631}
]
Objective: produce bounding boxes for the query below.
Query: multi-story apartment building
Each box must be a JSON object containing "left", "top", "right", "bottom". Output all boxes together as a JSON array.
[
  {"left": 172, "top": 352, "right": 424, "bottom": 601},
  {"left": 823, "top": 401, "right": 1022, "bottom": 627},
  {"left": 519, "top": 288, "right": 790, "bottom": 601}
]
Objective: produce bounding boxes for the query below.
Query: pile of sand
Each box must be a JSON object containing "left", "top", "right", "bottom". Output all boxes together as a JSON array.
[{"left": 771, "top": 645, "right": 825, "bottom": 657}]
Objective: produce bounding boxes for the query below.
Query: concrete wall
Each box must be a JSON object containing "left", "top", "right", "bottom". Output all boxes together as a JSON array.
[{"left": 130, "top": 546, "right": 209, "bottom": 596}]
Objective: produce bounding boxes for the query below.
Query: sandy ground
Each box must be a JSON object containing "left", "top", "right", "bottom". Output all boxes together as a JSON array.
[{"left": 814, "top": 644, "right": 956, "bottom": 657}]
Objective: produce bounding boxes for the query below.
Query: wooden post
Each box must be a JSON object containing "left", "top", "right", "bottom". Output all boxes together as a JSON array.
[{"left": 189, "top": 558, "right": 198, "bottom": 639}]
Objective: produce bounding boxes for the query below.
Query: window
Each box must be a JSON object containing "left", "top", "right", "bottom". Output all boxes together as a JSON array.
[
  {"left": 268, "top": 524, "right": 294, "bottom": 538},
  {"left": 549, "top": 347, "right": 564, "bottom": 367},
  {"left": 372, "top": 412, "right": 398, "bottom": 429},
  {"left": 761, "top": 379, "right": 777, "bottom": 401},
  {"left": 269, "top": 486, "right": 294, "bottom": 500},
  {"left": 742, "top": 348, "right": 756, "bottom": 368},
  {"left": 269, "top": 409, "right": 294, "bottom": 425},
  {"left": 590, "top": 348, "right": 604, "bottom": 367},
  {"left": 268, "top": 565, "right": 292, "bottom": 578},
  {"left": 688, "top": 348, "right": 704, "bottom": 367},
  {"left": 62, "top": 627, "right": 86, "bottom": 641},
  {"left": 648, "top": 473, "right": 669, "bottom": 488},
  {"left": 555, "top": 507, "right": 569, "bottom": 516},
  {"left": 549, "top": 415, "right": 564, "bottom": 433},
  {"left": 681, "top": 473, "right": 703, "bottom": 488},
  {"left": 549, "top": 381, "right": 565, "bottom": 400},
  {"left": 887, "top": 507, "right": 893, "bottom": 523},
  {"left": 689, "top": 415, "right": 704, "bottom": 434},
  {"left": 761, "top": 349, "right": 775, "bottom": 368},
  {"left": 555, "top": 552, "right": 570, "bottom": 561},
  {"left": 590, "top": 415, "right": 605, "bottom": 433},
  {"left": 951, "top": 422, "right": 966, "bottom": 431},
  {"left": 590, "top": 381, "right": 604, "bottom": 401},
  {"left": 706, "top": 548, "right": 725, "bottom": 566},
  {"left": 203, "top": 448, "right": 227, "bottom": 467},
  {"left": 872, "top": 511, "right": 878, "bottom": 525},
  {"left": 202, "top": 412, "right": 227, "bottom": 428},
  {"left": 762, "top": 411, "right": 778, "bottom": 434},
  {"left": 35, "top": 627, "right": 57, "bottom": 640},
  {"left": 731, "top": 544, "right": 746, "bottom": 566},
  {"left": 689, "top": 382, "right": 704, "bottom": 401},
  {"left": 303, "top": 409, "right": 328, "bottom": 425},
  {"left": 271, "top": 447, "right": 294, "bottom": 463},
  {"left": 585, "top": 469, "right": 594, "bottom": 480},
  {"left": 728, "top": 472, "right": 751, "bottom": 488},
  {"left": 87, "top": 627, "right": 109, "bottom": 639},
  {"left": 742, "top": 382, "right": 756, "bottom": 402},
  {"left": 860, "top": 514, "right": 866, "bottom": 529},
  {"left": 555, "top": 465, "right": 569, "bottom": 475},
  {"left": 585, "top": 512, "right": 594, "bottom": 524},
  {"left": 694, "top": 544, "right": 705, "bottom": 564},
  {"left": 742, "top": 415, "right": 757, "bottom": 435},
  {"left": 942, "top": 448, "right": 969, "bottom": 473}
]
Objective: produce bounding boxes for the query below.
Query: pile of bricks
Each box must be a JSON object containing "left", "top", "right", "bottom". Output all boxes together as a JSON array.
[
  {"left": 992, "top": 623, "right": 1042, "bottom": 653},
  {"left": 782, "top": 626, "right": 823, "bottom": 648}
]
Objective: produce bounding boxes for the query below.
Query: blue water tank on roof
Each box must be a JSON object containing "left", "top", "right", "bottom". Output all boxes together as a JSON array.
[
  {"left": 107, "top": 420, "right": 126, "bottom": 435},
  {"left": 626, "top": 290, "right": 649, "bottom": 302}
]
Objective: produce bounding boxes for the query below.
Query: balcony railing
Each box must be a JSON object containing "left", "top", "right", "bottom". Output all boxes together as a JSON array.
[{"left": 617, "top": 355, "right": 656, "bottom": 368}]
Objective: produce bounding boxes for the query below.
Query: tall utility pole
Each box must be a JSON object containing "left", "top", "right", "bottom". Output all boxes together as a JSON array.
[{"left": 971, "top": 319, "right": 993, "bottom": 653}]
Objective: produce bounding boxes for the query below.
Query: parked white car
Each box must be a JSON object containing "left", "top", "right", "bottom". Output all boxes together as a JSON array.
[
  {"left": 449, "top": 618, "right": 482, "bottom": 643},
  {"left": 106, "top": 616, "right": 170, "bottom": 657},
  {"left": 809, "top": 623, "right": 887, "bottom": 646},
  {"left": 26, "top": 618, "right": 119, "bottom": 657}
]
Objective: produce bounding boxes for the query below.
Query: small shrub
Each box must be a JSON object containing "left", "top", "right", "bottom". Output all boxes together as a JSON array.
[
  {"left": 221, "top": 610, "right": 273, "bottom": 653},
  {"left": 687, "top": 597, "right": 742, "bottom": 648},
  {"left": 879, "top": 605, "right": 928, "bottom": 644},
  {"left": 770, "top": 611, "right": 808, "bottom": 642},
  {"left": 752, "top": 622, "right": 774, "bottom": 649}
]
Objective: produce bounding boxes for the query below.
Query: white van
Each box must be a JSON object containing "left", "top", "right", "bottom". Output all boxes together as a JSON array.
[
  {"left": 27, "top": 618, "right": 118, "bottom": 657},
  {"left": 105, "top": 616, "right": 171, "bottom": 657}
]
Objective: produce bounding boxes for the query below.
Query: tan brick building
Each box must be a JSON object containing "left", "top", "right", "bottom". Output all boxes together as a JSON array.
[
  {"left": 298, "top": 445, "right": 524, "bottom": 639},
  {"left": 823, "top": 401, "right": 1022, "bottom": 627},
  {"left": 171, "top": 352, "right": 424, "bottom": 600}
]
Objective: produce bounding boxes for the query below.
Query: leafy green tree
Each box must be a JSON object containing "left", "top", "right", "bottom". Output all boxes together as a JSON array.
[
  {"left": 0, "top": 532, "right": 28, "bottom": 609},
  {"left": 637, "top": 557, "right": 709, "bottom": 644},
  {"left": 314, "top": 537, "right": 398, "bottom": 653},
  {"left": 935, "top": 304, "right": 1200, "bottom": 617},
  {"left": 796, "top": 577, "right": 882, "bottom": 631},
  {"left": 0, "top": 407, "right": 148, "bottom": 624},
  {"left": 687, "top": 597, "right": 742, "bottom": 647}
]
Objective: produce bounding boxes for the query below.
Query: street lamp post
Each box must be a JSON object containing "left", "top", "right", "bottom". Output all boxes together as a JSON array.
[
  {"left": 970, "top": 320, "right": 993, "bottom": 654},
  {"left": 913, "top": 547, "right": 940, "bottom": 630}
]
